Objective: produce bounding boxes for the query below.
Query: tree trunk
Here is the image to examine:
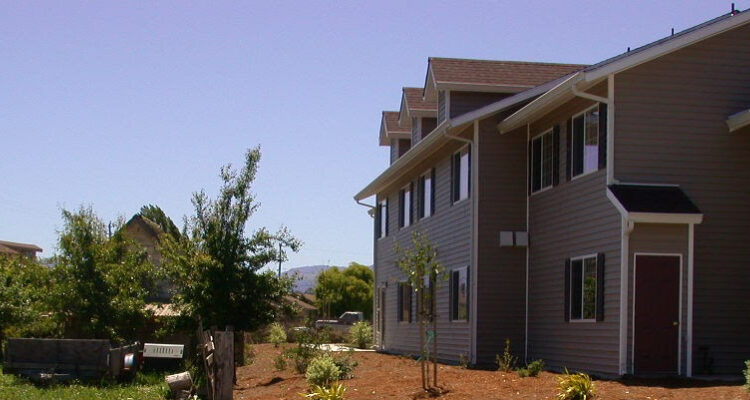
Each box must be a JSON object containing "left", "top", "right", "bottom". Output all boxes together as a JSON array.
[
  {"left": 432, "top": 290, "right": 438, "bottom": 388},
  {"left": 165, "top": 371, "right": 193, "bottom": 393}
]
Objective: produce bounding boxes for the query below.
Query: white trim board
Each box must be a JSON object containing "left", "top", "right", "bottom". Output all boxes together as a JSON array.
[{"left": 727, "top": 108, "right": 750, "bottom": 132}]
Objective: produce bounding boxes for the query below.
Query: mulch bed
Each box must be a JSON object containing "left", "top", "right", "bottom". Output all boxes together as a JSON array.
[{"left": 235, "top": 343, "right": 748, "bottom": 400}]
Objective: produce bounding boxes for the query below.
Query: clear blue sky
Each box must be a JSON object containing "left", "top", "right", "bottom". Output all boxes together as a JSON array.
[{"left": 1, "top": 1, "right": 744, "bottom": 270}]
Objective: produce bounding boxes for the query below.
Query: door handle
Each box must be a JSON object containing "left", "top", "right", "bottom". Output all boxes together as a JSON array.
[{"left": 672, "top": 321, "right": 679, "bottom": 326}]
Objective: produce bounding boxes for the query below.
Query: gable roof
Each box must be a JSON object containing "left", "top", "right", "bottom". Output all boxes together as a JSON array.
[
  {"left": 379, "top": 111, "right": 412, "bottom": 146},
  {"left": 500, "top": 8, "right": 750, "bottom": 133},
  {"left": 0, "top": 243, "right": 19, "bottom": 255},
  {"left": 608, "top": 185, "right": 701, "bottom": 214},
  {"left": 398, "top": 87, "right": 438, "bottom": 125},
  {"left": 426, "top": 58, "right": 586, "bottom": 95},
  {"left": 0, "top": 240, "right": 42, "bottom": 253},
  {"left": 123, "top": 215, "right": 165, "bottom": 240}
]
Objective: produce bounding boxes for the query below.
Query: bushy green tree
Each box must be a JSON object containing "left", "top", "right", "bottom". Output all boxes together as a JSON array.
[
  {"left": 0, "top": 255, "right": 56, "bottom": 359},
  {"left": 139, "top": 204, "right": 182, "bottom": 240},
  {"left": 160, "top": 147, "right": 300, "bottom": 336},
  {"left": 50, "top": 206, "right": 156, "bottom": 341},
  {"left": 314, "top": 262, "right": 373, "bottom": 320}
]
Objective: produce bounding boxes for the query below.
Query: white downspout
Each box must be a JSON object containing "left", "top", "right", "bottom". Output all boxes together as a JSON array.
[{"left": 687, "top": 223, "right": 695, "bottom": 377}]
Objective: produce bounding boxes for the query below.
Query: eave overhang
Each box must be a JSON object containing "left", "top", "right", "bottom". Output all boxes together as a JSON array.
[{"left": 727, "top": 108, "right": 750, "bottom": 132}]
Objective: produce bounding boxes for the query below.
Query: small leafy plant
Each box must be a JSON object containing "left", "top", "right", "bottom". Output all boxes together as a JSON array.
[
  {"left": 332, "top": 350, "right": 358, "bottom": 380},
  {"left": 557, "top": 369, "right": 595, "bottom": 400},
  {"left": 496, "top": 338, "right": 517, "bottom": 372},
  {"left": 517, "top": 359, "right": 545, "bottom": 378},
  {"left": 306, "top": 355, "right": 342, "bottom": 387},
  {"left": 743, "top": 360, "right": 750, "bottom": 392},
  {"left": 458, "top": 353, "right": 469, "bottom": 369},
  {"left": 348, "top": 321, "right": 373, "bottom": 349},
  {"left": 274, "top": 353, "right": 288, "bottom": 371},
  {"left": 286, "top": 328, "right": 323, "bottom": 373},
  {"left": 267, "top": 322, "right": 287, "bottom": 347},
  {"left": 300, "top": 382, "right": 347, "bottom": 400}
]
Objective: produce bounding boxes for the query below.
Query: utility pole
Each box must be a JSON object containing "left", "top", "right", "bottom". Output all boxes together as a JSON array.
[{"left": 277, "top": 242, "right": 282, "bottom": 278}]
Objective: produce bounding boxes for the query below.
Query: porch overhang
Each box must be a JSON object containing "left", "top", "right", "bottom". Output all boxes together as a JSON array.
[
  {"left": 727, "top": 108, "right": 750, "bottom": 132},
  {"left": 606, "top": 184, "right": 703, "bottom": 225}
]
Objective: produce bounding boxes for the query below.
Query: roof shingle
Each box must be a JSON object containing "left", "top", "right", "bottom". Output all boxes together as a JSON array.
[
  {"left": 383, "top": 111, "right": 411, "bottom": 134},
  {"left": 403, "top": 87, "right": 437, "bottom": 112},
  {"left": 429, "top": 58, "right": 586, "bottom": 88}
]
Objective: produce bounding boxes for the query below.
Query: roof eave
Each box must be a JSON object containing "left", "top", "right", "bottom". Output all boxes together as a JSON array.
[{"left": 436, "top": 82, "right": 533, "bottom": 94}]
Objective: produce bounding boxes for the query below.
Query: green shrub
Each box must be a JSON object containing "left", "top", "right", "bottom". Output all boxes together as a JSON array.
[
  {"left": 458, "top": 353, "right": 469, "bottom": 369},
  {"left": 305, "top": 355, "right": 342, "bottom": 387},
  {"left": 518, "top": 359, "right": 545, "bottom": 378},
  {"left": 285, "top": 328, "right": 322, "bottom": 373},
  {"left": 496, "top": 338, "right": 517, "bottom": 372},
  {"left": 348, "top": 321, "right": 373, "bottom": 349},
  {"left": 267, "top": 322, "right": 287, "bottom": 347},
  {"left": 557, "top": 369, "right": 595, "bottom": 400},
  {"left": 274, "top": 353, "right": 288, "bottom": 371},
  {"left": 300, "top": 382, "right": 346, "bottom": 400},
  {"left": 332, "top": 350, "right": 358, "bottom": 380},
  {"left": 744, "top": 360, "right": 750, "bottom": 391}
]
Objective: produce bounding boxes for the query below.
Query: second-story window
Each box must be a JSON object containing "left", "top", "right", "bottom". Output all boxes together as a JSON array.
[
  {"left": 377, "top": 199, "right": 388, "bottom": 239},
  {"left": 418, "top": 169, "right": 435, "bottom": 219},
  {"left": 399, "top": 183, "right": 413, "bottom": 228},
  {"left": 530, "top": 127, "right": 559, "bottom": 193},
  {"left": 571, "top": 106, "right": 600, "bottom": 178},
  {"left": 451, "top": 146, "right": 470, "bottom": 203}
]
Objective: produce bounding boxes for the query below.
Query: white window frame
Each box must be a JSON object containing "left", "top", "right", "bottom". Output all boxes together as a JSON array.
[
  {"left": 400, "top": 184, "right": 412, "bottom": 228},
  {"left": 378, "top": 200, "right": 387, "bottom": 239},
  {"left": 419, "top": 170, "right": 433, "bottom": 220},
  {"left": 570, "top": 105, "right": 600, "bottom": 180},
  {"left": 569, "top": 253, "right": 598, "bottom": 323},
  {"left": 450, "top": 266, "right": 469, "bottom": 322},
  {"left": 530, "top": 128, "right": 555, "bottom": 194}
]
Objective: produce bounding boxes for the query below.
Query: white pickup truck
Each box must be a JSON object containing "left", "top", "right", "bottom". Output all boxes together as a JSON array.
[{"left": 314, "top": 311, "right": 364, "bottom": 334}]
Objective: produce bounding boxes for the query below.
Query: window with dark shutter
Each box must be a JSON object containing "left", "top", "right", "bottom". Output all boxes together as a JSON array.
[
  {"left": 568, "top": 254, "right": 601, "bottom": 321},
  {"left": 553, "top": 125, "right": 560, "bottom": 186},
  {"left": 565, "top": 119, "right": 572, "bottom": 181},
  {"left": 450, "top": 267, "right": 469, "bottom": 321},
  {"left": 530, "top": 129, "right": 555, "bottom": 193},
  {"left": 398, "top": 283, "right": 412, "bottom": 322},
  {"left": 570, "top": 106, "right": 600, "bottom": 178},
  {"left": 430, "top": 168, "right": 436, "bottom": 216},
  {"left": 564, "top": 259, "right": 571, "bottom": 322}
]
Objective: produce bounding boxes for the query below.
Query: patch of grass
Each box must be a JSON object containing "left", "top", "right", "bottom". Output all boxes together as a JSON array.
[{"left": 0, "top": 368, "right": 169, "bottom": 400}]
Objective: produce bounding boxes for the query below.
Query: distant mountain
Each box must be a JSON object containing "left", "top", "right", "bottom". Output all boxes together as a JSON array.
[{"left": 283, "top": 265, "right": 333, "bottom": 293}]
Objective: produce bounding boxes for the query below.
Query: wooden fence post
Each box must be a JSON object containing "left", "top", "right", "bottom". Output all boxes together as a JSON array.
[{"left": 213, "top": 329, "right": 234, "bottom": 400}]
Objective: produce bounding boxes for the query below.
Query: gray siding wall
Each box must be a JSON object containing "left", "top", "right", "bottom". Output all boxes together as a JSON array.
[
  {"left": 527, "top": 89, "right": 622, "bottom": 376},
  {"left": 628, "top": 224, "right": 689, "bottom": 375},
  {"left": 421, "top": 117, "right": 437, "bottom": 140},
  {"left": 389, "top": 138, "right": 398, "bottom": 164},
  {"left": 374, "top": 129, "right": 474, "bottom": 361},
  {"left": 614, "top": 22, "right": 750, "bottom": 374},
  {"left": 451, "top": 92, "right": 510, "bottom": 119},
  {"left": 475, "top": 116, "right": 527, "bottom": 365},
  {"left": 411, "top": 117, "right": 420, "bottom": 146}
]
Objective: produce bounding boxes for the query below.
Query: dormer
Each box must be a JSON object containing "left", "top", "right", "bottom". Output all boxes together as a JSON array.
[
  {"left": 379, "top": 111, "right": 412, "bottom": 165},
  {"left": 423, "top": 57, "right": 585, "bottom": 123},
  {"left": 399, "top": 87, "right": 438, "bottom": 146}
]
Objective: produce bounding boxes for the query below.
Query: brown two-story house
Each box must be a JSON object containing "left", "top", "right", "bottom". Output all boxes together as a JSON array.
[{"left": 356, "top": 9, "right": 750, "bottom": 377}]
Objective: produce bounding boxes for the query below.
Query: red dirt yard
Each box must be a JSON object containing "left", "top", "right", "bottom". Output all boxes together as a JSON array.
[{"left": 235, "top": 344, "right": 748, "bottom": 400}]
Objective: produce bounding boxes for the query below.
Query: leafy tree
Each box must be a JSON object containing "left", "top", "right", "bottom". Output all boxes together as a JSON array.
[
  {"left": 139, "top": 204, "right": 182, "bottom": 240},
  {"left": 50, "top": 206, "right": 156, "bottom": 341},
  {"left": 314, "top": 262, "right": 373, "bottom": 320},
  {"left": 396, "top": 232, "right": 446, "bottom": 393},
  {"left": 0, "top": 255, "right": 56, "bottom": 359},
  {"left": 160, "top": 147, "right": 300, "bottom": 361}
]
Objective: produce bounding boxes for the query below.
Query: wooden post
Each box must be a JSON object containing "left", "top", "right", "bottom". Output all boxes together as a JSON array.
[{"left": 213, "top": 329, "right": 234, "bottom": 400}]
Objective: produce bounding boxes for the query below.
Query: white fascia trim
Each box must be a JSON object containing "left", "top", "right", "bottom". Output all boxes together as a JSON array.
[
  {"left": 398, "top": 94, "right": 409, "bottom": 126},
  {"left": 354, "top": 119, "right": 452, "bottom": 201},
  {"left": 629, "top": 212, "right": 703, "bottom": 224},
  {"left": 498, "top": 73, "right": 583, "bottom": 134},
  {"left": 454, "top": 77, "right": 565, "bottom": 129},
  {"left": 379, "top": 116, "right": 389, "bottom": 146},
  {"left": 727, "top": 108, "right": 750, "bottom": 132},
  {"left": 584, "top": 11, "right": 750, "bottom": 82},
  {"left": 686, "top": 223, "right": 695, "bottom": 377}
]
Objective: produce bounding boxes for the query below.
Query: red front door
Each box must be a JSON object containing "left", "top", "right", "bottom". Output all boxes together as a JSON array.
[{"left": 634, "top": 255, "right": 680, "bottom": 374}]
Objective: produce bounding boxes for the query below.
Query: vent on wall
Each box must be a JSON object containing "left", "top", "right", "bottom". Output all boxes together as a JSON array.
[{"left": 499, "top": 231, "right": 528, "bottom": 247}]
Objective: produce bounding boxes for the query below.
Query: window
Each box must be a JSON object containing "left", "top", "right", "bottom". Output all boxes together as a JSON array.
[
  {"left": 399, "top": 183, "right": 412, "bottom": 228},
  {"left": 398, "top": 282, "right": 412, "bottom": 322},
  {"left": 569, "top": 256, "right": 597, "bottom": 321},
  {"left": 376, "top": 199, "right": 388, "bottom": 239},
  {"left": 418, "top": 169, "right": 435, "bottom": 219},
  {"left": 571, "top": 107, "right": 599, "bottom": 177},
  {"left": 450, "top": 267, "right": 469, "bottom": 321},
  {"left": 531, "top": 129, "right": 556, "bottom": 193},
  {"left": 451, "top": 147, "right": 470, "bottom": 203}
]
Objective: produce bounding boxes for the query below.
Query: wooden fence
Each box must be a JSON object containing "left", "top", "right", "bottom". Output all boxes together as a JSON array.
[{"left": 198, "top": 327, "right": 234, "bottom": 400}]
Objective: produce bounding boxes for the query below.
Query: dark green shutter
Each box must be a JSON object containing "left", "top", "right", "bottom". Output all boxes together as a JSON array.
[
  {"left": 528, "top": 140, "right": 533, "bottom": 195},
  {"left": 598, "top": 103, "right": 608, "bottom": 170},
  {"left": 565, "top": 118, "right": 572, "bottom": 181},
  {"left": 398, "top": 190, "right": 404, "bottom": 228},
  {"left": 596, "top": 253, "right": 605, "bottom": 322},
  {"left": 385, "top": 199, "right": 389, "bottom": 236},
  {"left": 430, "top": 168, "right": 436, "bottom": 215},
  {"left": 374, "top": 201, "right": 381, "bottom": 239},
  {"left": 409, "top": 182, "right": 414, "bottom": 224},
  {"left": 572, "top": 116, "right": 584, "bottom": 176},
  {"left": 564, "top": 258, "right": 571, "bottom": 322},
  {"left": 397, "top": 284, "right": 402, "bottom": 322},
  {"left": 553, "top": 125, "right": 560, "bottom": 186}
]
